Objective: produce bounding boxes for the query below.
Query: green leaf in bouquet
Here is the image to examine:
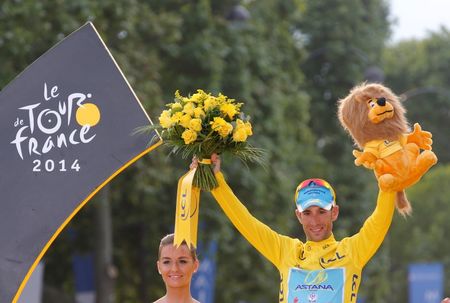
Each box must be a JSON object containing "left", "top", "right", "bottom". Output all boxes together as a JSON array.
[{"left": 133, "top": 124, "right": 162, "bottom": 147}]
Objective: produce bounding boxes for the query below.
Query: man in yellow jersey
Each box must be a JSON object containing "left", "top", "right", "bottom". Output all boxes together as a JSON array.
[{"left": 193, "top": 154, "right": 396, "bottom": 303}]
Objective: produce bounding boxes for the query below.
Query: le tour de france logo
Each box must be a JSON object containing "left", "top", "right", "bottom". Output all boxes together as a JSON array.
[{"left": 11, "top": 82, "right": 101, "bottom": 173}]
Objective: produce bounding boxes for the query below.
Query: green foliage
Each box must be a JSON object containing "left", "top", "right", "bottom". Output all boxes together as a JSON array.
[
  {"left": 383, "top": 29, "right": 450, "bottom": 163},
  {"left": 380, "top": 27, "right": 450, "bottom": 303},
  {"left": 379, "top": 164, "right": 450, "bottom": 302},
  {"left": 298, "top": 0, "right": 390, "bottom": 137}
]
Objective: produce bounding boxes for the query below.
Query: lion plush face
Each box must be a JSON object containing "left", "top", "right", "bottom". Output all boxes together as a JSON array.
[
  {"left": 338, "top": 83, "right": 409, "bottom": 149},
  {"left": 366, "top": 97, "right": 394, "bottom": 123}
]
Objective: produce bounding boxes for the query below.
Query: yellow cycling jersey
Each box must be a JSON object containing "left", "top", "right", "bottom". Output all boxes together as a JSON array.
[
  {"left": 364, "top": 139, "right": 404, "bottom": 159},
  {"left": 211, "top": 172, "right": 395, "bottom": 303}
]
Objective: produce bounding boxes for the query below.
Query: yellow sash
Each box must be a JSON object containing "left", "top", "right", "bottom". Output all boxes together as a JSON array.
[{"left": 174, "top": 159, "right": 211, "bottom": 248}]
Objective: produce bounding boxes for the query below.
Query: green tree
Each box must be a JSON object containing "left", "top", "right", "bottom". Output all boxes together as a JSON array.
[
  {"left": 298, "top": 0, "right": 390, "bottom": 138},
  {"left": 380, "top": 28, "right": 450, "bottom": 302},
  {"left": 384, "top": 164, "right": 450, "bottom": 302},
  {"left": 383, "top": 29, "right": 450, "bottom": 163}
]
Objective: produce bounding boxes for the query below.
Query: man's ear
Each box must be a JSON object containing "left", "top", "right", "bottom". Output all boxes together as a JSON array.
[
  {"left": 331, "top": 205, "right": 340, "bottom": 221},
  {"left": 295, "top": 209, "right": 303, "bottom": 224}
]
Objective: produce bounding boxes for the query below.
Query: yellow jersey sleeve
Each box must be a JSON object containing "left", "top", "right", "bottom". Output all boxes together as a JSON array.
[
  {"left": 211, "top": 172, "right": 299, "bottom": 269},
  {"left": 348, "top": 190, "right": 396, "bottom": 268}
]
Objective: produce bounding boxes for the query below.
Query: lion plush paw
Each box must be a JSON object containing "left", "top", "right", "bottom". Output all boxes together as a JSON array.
[
  {"left": 353, "top": 150, "right": 376, "bottom": 169},
  {"left": 407, "top": 123, "right": 433, "bottom": 150},
  {"left": 415, "top": 149, "right": 438, "bottom": 174}
]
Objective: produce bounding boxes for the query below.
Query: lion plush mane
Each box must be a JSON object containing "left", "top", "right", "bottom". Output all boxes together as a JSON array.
[{"left": 338, "top": 84, "right": 408, "bottom": 147}]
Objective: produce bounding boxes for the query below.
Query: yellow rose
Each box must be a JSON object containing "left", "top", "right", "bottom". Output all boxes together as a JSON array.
[
  {"left": 189, "top": 118, "right": 202, "bottom": 132},
  {"left": 193, "top": 107, "right": 206, "bottom": 118},
  {"left": 159, "top": 110, "right": 173, "bottom": 128},
  {"left": 181, "top": 129, "right": 197, "bottom": 144},
  {"left": 235, "top": 119, "right": 244, "bottom": 128},
  {"left": 216, "top": 94, "right": 227, "bottom": 105},
  {"left": 204, "top": 97, "right": 218, "bottom": 111},
  {"left": 233, "top": 127, "right": 248, "bottom": 142},
  {"left": 220, "top": 103, "right": 237, "bottom": 119},
  {"left": 218, "top": 122, "right": 233, "bottom": 138},
  {"left": 183, "top": 102, "right": 195, "bottom": 116},
  {"left": 170, "top": 111, "right": 183, "bottom": 124},
  {"left": 171, "top": 102, "right": 183, "bottom": 112},
  {"left": 211, "top": 117, "right": 232, "bottom": 137},
  {"left": 190, "top": 89, "right": 208, "bottom": 103},
  {"left": 244, "top": 121, "right": 253, "bottom": 136},
  {"left": 175, "top": 90, "right": 190, "bottom": 103},
  {"left": 233, "top": 120, "right": 248, "bottom": 141},
  {"left": 210, "top": 117, "right": 227, "bottom": 131},
  {"left": 175, "top": 90, "right": 183, "bottom": 101},
  {"left": 179, "top": 114, "right": 192, "bottom": 128},
  {"left": 235, "top": 119, "right": 253, "bottom": 137}
]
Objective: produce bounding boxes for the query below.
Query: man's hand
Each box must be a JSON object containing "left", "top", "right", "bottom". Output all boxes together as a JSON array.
[
  {"left": 189, "top": 156, "right": 199, "bottom": 170},
  {"left": 190, "top": 153, "right": 221, "bottom": 173},
  {"left": 211, "top": 153, "right": 221, "bottom": 173}
]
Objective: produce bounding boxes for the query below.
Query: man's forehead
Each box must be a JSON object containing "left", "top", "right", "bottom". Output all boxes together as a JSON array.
[{"left": 302, "top": 205, "right": 329, "bottom": 212}]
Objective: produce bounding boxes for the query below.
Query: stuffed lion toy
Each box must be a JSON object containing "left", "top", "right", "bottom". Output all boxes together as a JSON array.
[{"left": 338, "top": 82, "right": 438, "bottom": 216}]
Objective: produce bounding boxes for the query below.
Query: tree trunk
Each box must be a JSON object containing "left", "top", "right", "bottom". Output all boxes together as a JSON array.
[{"left": 95, "top": 185, "right": 116, "bottom": 303}]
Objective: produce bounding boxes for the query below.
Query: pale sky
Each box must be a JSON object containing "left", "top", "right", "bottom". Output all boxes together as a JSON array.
[{"left": 389, "top": 0, "right": 450, "bottom": 42}]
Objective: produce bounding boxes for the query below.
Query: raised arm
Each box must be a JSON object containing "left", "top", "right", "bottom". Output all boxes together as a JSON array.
[
  {"left": 348, "top": 189, "right": 396, "bottom": 268},
  {"left": 197, "top": 155, "right": 296, "bottom": 268}
]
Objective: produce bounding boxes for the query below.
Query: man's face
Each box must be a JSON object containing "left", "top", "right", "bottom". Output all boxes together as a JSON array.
[{"left": 295, "top": 205, "right": 339, "bottom": 242}]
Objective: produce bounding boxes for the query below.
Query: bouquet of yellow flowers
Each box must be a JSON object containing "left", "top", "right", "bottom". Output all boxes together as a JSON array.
[{"left": 152, "top": 89, "right": 264, "bottom": 191}]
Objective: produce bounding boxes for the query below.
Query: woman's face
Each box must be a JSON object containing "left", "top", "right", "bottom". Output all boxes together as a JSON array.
[{"left": 157, "top": 244, "right": 199, "bottom": 289}]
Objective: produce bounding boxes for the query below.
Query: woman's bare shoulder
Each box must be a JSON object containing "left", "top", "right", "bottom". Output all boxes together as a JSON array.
[{"left": 152, "top": 296, "right": 200, "bottom": 303}]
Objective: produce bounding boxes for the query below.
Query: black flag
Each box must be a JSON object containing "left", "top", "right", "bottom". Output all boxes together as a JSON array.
[{"left": 0, "top": 22, "right": 161, "bottom": 302}]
